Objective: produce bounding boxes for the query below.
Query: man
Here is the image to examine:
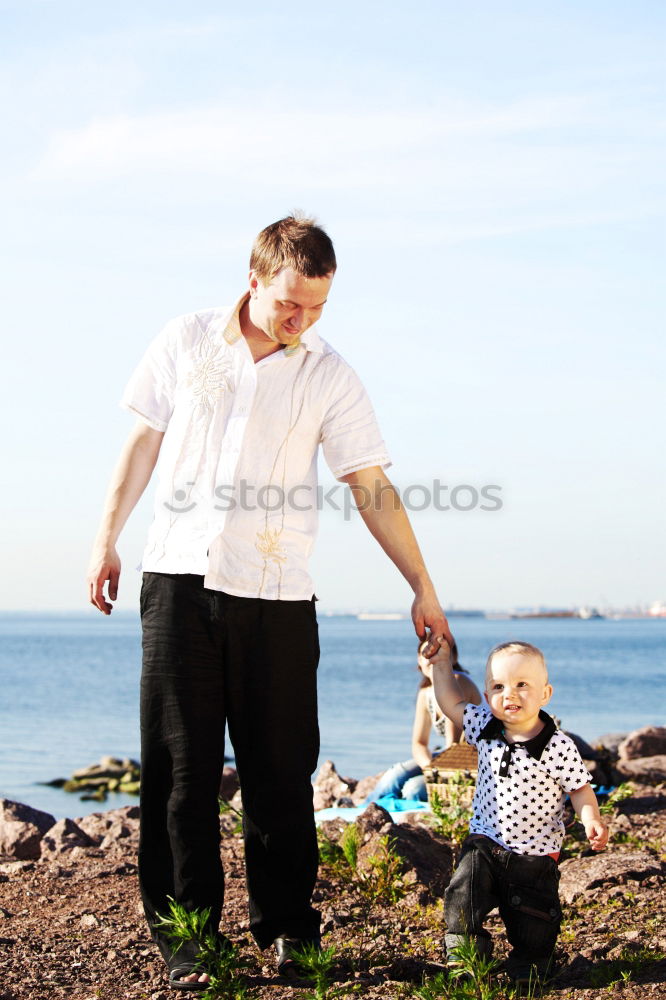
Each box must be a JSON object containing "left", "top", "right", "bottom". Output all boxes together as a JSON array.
[{"left": 87, "top": 215, "right": 451, "bottom": 990}]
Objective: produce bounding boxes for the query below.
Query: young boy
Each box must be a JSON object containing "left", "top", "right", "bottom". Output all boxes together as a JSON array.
[{"left": 430, "top": 639, "right": 608, "bottom": 985}]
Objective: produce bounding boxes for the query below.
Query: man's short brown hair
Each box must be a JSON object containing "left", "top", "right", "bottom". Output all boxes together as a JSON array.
[{"left": 250, "top": 213, "right": 337, "bottom": 283}]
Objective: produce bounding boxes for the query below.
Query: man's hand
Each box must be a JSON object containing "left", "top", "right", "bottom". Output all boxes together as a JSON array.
[
  {"left": 411, "top": 591, "right": 454, "bottom": 650},
  {"left": 426, "top": 639, "right": 454, "bottom": 669},
  {"left": 87, "top": 546, "right": 121, "bottom": 615},
  {"left": 85, "top": 420, "right": 163, "bottom": 616}
]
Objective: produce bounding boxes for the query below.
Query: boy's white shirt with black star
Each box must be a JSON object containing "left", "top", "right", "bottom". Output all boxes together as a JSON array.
[{"left": 463, "top": 703, "right": 592, "bottom": 856}]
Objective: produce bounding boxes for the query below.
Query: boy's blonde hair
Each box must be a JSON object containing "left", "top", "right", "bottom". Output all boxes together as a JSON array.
[{"left": 485, "top": 641, "right": 548, "bottom": 684}]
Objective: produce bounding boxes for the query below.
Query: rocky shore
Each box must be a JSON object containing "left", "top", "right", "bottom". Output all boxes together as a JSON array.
[{"left": 0, "top": 727, "right": 665, "bottom": 999}]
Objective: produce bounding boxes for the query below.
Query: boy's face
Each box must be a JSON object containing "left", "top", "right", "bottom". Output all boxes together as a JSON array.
[{"left": 484, "top": 652, "right": 553, "bottom": 731}]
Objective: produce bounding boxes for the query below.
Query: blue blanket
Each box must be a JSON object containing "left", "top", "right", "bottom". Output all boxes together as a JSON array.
[{"left": 315, "top": 795, "right": 429, "bottom": 823}]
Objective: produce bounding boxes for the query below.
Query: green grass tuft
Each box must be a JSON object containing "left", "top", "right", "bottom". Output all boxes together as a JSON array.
[
  {"left": 340, "top": 822, "right": 362, "bottom": 871},
  {"left": 429, "top": 786, "right": 473, "bottom": 847},
  {"left": 152, "top": 897, "right": 255, "bottom": 999},
  {"left": 293, "top": 942, "right": 347, "bottom": 1000}
]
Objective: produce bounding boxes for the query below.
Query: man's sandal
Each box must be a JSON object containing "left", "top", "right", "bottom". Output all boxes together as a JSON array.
[
  {"left": 166, "top": 940, "right": 210, "bottom": 992},
  {"left": 273, "top": 936, "right": 320, "bottom": 980},
  {"left": 166, "top": 932, "right": 234, "bottom": 992},
  {"left": 168, "top": 964, "right": 209, "bottom": 991}
]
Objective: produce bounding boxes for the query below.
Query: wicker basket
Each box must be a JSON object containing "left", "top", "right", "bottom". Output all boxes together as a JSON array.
[{"left": 424, "top": 742, "right": 478, "bottom": 809}]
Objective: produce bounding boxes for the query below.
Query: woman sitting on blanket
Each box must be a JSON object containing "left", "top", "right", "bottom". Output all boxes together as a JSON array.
[{"left": 367, "top": 641, "right": 482, "bottom": 803}]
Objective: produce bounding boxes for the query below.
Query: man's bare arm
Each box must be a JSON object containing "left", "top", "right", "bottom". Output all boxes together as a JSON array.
[
  {"left": 339, "top": 466, "right": 453, "bottom": 646},
  {"left": 87, "top": 420, "right": 164, "bottom": 614},
  {"left": 430, "top": 642, "right": 467, "bottom": 731}
]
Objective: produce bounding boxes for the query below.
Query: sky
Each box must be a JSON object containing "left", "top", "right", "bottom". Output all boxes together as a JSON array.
[{"left": 1, "top": 0, "right": 664, "bottom": 613}]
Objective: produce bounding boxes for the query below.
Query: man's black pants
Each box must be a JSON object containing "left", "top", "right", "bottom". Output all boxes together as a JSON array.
[
  {"left": 444, "top": 835, "right": 562, "bottom": 974},
  {"left": 138, "top": 572, "right": 321, "bottom": 954}
]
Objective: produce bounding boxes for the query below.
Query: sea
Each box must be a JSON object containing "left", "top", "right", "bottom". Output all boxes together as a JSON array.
[{"left": 1, "top": 612, "right": 664, "bottom": 820}]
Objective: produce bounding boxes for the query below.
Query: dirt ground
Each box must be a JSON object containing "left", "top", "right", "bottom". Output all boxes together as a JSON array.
[{"left": 0, "top": 785, "right": 664, "bottom": 1000}]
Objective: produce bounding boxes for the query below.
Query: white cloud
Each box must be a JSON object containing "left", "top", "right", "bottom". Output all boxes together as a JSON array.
[
  {"left": 27, "top": 95, "right": 661, "bottom": 244},
  {"left": 31, "top": 94, "right": 631, "bottom": 184}
]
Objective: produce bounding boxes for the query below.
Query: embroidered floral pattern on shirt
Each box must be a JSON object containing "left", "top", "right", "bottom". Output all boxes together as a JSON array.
[
  {"left": 186, "top": 333, "right": 235, "bottom": 409},
  {"left": 255, "top": 528, "right": 287, "bottom": 564}
]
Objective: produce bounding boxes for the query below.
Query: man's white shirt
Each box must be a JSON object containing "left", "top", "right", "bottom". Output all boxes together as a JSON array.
[{"left": 121, "top": 294, "right": 390, "bottom": 600}]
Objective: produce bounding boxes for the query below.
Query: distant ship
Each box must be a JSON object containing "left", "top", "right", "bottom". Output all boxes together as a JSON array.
[
  {"left": 355, "top": 609, "right": 484, "bottom": 621},
  {"left": 509, "top": 607, "right": 605, "bottom": 620},
  {"left": 577, "top": 606, "right": 604, "bottom": 620},
  {"left": 510, "top": 610, "right": 575, "bottom": 619},
  {"left": 356, "top": 612, "right": 406, "bottom": 621}
]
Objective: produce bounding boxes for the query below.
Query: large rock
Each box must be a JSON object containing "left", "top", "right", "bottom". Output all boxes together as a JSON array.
[
  {"left": 351, "top": 772, "right": 383, "bottom": 805},
  {"left": 559, "top": 850, "right": 665, "bottom": 904},
  {"left": 0, "top": 799, "right": 55, "bottom": 860},
  {"left": 597, "top": 733, "right": 628, "bottom": 755},
  {"left": 76, "top": 806, "right": 140, "bottom": 846},
  {"left": 355, "top": 801, "right": 393, "bottom": 835},
  {"left": 40, "top": 818, "right": 95, "bottom": 857},
  {"left": 618, "top": 726, "right": 666, "bottom": 761},
  {"left": 313, "top": 760, "right": 358, "bottom": 811},
  {"left": 71, "top": 756, "right": 140, "bottom": 781},
  {"left": 329, "top": 803, "right": 454, "bottom": 903},
  {"left": 614, "top": 755, "right": 666, "bottom": 785}
]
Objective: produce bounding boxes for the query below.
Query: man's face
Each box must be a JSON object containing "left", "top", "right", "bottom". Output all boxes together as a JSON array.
[
  {"left": 484, "top": 652, "right": 552, "bottom": 729},
  {"left": 248, "top": 266, "right": 334, "bottom": 347}
]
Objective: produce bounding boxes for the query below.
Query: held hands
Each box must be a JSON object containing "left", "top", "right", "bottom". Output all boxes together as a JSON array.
[
  {"left": 411, "top": 591, "right": 454, "bottom": 651},
  {"left": 87, "top": 546, "right": 121, "bottom": 615},
  {"left": 425, "top": 638, "right": 466, "bottom": 730},
  {"left": 585, "top": 818, "right": 609, "bottom": 852},
  {"left": 420, "top": 638, "right": 454, "bottom": 670}
]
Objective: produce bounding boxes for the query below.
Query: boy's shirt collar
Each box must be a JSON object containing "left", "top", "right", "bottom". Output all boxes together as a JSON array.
[{"left": 479, "top": 709, "right": 557, "bottom": 776}]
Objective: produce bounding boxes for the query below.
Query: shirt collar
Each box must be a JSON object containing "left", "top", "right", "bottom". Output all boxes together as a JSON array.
[
  {"left": 479, "top": 709, "right": 557, "bottom": 761},
  {"left": 297, "top": 326, "right": 324, "bottom": 355},
  {"left": 222, "top": 292, "right": 324, "bottom": 357},
  {"left": 222, "top": 293, "right": 247, "bottom": 346}
]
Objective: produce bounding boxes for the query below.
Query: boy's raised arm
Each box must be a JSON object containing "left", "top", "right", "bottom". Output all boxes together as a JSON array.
[{"left": 430, "top": 641, "right": 467, "bottom": 731}]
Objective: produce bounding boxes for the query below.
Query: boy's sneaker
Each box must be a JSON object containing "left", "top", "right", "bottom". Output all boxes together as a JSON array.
[
  {"left": 444, "top": 934, "right": 494, "bottom": 985},
  {"left": 506, "top": 958, "right": 554, "bottom": 996}
]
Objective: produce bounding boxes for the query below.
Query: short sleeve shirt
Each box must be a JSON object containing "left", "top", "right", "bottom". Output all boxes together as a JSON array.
[
  {"left": 463, "top": 703, "right": 592, "bottom": 856},
  {"left": 121, "top": 295, "right": 391, "bottom": 599}
]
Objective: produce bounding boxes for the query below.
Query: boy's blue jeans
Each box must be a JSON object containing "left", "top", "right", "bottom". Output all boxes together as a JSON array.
[{"left": 444, "top": 835, "right": 562, "bottom": 976}]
